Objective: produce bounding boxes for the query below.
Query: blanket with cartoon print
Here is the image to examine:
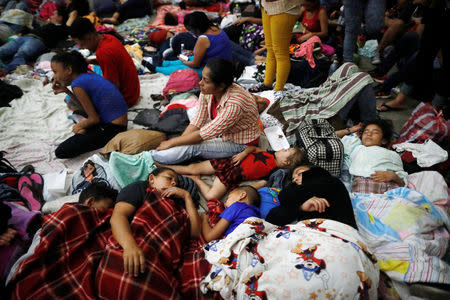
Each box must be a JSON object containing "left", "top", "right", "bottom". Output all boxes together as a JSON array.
[{"left": 200, "top": 218, "right": 379, "bottom": 299}]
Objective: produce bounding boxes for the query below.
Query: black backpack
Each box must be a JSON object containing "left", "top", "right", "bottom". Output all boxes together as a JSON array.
[
  {"left": 0, "top": 80, "right": 23, "bottom": 107},
  {"left": 0, "top": 151, "right": 17, "bottom": 173},
  {"left": 294, "top": 119, "right": 344, "bottom": 177}
]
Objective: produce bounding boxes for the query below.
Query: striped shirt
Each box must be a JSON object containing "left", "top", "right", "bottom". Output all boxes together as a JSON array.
[{"left": 191, "top": 83, "right": 260, "bottom": 144}]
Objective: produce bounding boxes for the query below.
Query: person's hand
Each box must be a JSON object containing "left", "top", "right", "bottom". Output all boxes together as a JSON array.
[
  {"left": 72, "top": 123, "right": 86, "bottom": 134},
  {"left": 156, "top": 139, "right": 174, "bottom": 151},
  {"left": 300, "top": 197, "right": 330, "bottom": 213},
  {"left": 52, "top": 80, "right": 69, "bottom": 95},
  {"left": 349, "top": 122, "right": 363, "bottom": 134},
  {"left": 161, "top": 187, "right": 190, "bottom": 199},
  {"left": 123, "top": 245, "right": 146, "bottom": 277},
  {"left": 370, "top": 171, "right": 396, "bottom": 182},
  {"left": 231, "top": 152, "right": 247, "bottom": 166},
  {"left": 233, "top": 17, "right": 249, "bottom": 25}
]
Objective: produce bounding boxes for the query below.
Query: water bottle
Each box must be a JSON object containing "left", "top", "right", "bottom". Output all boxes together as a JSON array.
[
  {"left": 232, "top": 4, "right": 241, "bottom": 16},
  {"left": 180, "top": 43, "right": 185, "bottom": 54},
  {"left": 328, "top": 59, "right": 339, "bottom": 75}
]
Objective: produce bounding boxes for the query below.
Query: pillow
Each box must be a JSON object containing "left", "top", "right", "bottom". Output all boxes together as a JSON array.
[
  {"left": 101, "top": 129, "right": 166, "bottom": 157},
  {"left": 42, "top": 194, "right": 79, "bottom": 214}
]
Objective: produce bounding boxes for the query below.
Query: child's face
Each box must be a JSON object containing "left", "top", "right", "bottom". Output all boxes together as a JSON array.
[
  {"left": 51, "top": 61, "right": 72, "bottom": 86},
  {"left": 292, "top": 166, "right": 310, "bottom": 185},
  {"left": 224, "top": 189, "right": 245, "bottom": 208},
  {"left": 90, "top": 198, "right": 114, "bottom": 211},
  {"left": 361, "top": 124, "right": 386, "bottom": 147},
  {"left": 83, "top": 163, "right": 95, "bottom": 178},
  {"left": 149, "top": 170, "right": 178, "bottom": 193},
  {"left": 276, "top": 148, "right": 297, "bottom": 167}
]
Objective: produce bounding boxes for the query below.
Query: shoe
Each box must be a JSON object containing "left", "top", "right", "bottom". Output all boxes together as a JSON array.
[
  {"left": 371, "top": 52, "right": 381, "bottom": 65},
  {"left": 248, "top": 84, "right": 271, "bottom": 93}
]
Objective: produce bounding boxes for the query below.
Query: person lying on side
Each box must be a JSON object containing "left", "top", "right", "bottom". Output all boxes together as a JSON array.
[
  {"left": 202, "top": 185, "right": 261, "bottom": 242},
  {"left": 110, "top": 168, "right": 201, "bottom": 277}
]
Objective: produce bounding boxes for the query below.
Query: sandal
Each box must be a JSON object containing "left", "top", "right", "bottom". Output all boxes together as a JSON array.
[
  {"left": 248, "top": 84, "right": 272, "bottom": 93},
  {"left": 376, "top": 102, "right": 403, "bottom": 112},
  {"left": 18, "top": 173, "right": 44, "bottom": 211}
]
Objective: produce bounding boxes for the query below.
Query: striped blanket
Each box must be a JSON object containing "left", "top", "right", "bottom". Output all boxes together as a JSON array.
[
  {"left": 279, "top": 63, "right": 373, "bottom": 145},
  {"left": 351, "top": 187, "right": 449, "bottom": 284},
  {"left": 7, "top": 193, "right": 213, "bottom": 299}
]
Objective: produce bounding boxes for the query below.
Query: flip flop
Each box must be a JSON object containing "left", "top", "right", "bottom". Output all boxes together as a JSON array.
[
  {"left": 376, "top": 102, "right": 403, "bottom": 112},
  {"left": 18, "top": 174, "right": 44, "bottom": 211}
]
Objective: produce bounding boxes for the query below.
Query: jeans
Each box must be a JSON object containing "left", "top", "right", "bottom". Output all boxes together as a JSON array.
[
  {"left": 343, "top": 0, "right": 386, "bottom": 62},
  {"left": 338, "top": 85, "right": 378, "bottom": 122},
  {"left": 55, "top": 123, "right": 126, "bottom": 159},
  {"left": 0, "top": 36, "right": 46, "bottom": 73},
  {"left": 149, "top": 138, "right": 247, "bottom": 164},
  {"left": 230, "top": 41, "right": 255, "bottom": 66}
]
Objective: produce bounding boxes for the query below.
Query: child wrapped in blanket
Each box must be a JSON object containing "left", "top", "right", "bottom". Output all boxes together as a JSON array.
[
  {"left": 161, "top": 146, "right": 304, "bottom": 201},
  {"left": 110, "top": 167, "right": 201, "bottom": 277}
]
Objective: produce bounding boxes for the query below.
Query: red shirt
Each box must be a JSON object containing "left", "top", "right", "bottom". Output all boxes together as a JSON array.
[
  {"left": 96, "top": 34, "right": 140, "bottom": 107},
  {"left": 240, "top": 151, "right": 278, "bottom": 180}
]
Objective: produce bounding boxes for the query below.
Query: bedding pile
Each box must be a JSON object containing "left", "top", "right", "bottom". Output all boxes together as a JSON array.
[{"left": 200, "top": 217, "right": 379, "bottom": 299}]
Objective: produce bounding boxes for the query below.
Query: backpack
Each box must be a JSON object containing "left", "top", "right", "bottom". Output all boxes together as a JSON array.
[
  {"left": 293, "top": 119, "right": 343, "bottom": 177},
  {"left": 163, "top": 68, "right": 200, "bottom": 97}
]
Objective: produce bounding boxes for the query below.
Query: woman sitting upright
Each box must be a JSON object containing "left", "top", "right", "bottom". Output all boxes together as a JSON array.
[{"left": 51, "top": 51, "right": 128, "bottom": 159}]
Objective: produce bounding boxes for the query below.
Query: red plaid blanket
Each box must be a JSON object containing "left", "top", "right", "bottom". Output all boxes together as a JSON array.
[{"left": 7, "top": 192, "right": 217, "bottom": 299}]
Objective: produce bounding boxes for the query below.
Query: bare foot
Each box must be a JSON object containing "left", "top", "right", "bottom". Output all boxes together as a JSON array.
[
  {"left": 0, "top": 228, "right": 17, "bottom": 247},
  {"left": 102, "top": 17, "right": 119, "bottom": 25},
  {"left": 376, "top": 101, "right": 405, "bottom": 112}
]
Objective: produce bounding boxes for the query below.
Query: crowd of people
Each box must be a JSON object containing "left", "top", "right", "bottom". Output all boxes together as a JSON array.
[{"left": 1, "top": 0, "right": 449, "bottom": 298}]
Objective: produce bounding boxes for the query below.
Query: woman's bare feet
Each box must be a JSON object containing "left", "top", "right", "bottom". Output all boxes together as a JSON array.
[
  {"left": 376, "top": 93, "right": 407, "bottom": 112},
  {"left": 254, "top": 55, "right": 266, "bottom": 65}
]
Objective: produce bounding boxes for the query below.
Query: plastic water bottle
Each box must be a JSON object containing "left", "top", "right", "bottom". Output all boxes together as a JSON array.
[
  {"left": 328, "top": 59, "right": 339, "bottom": 75},
  {"left": 232, "top": 4, "right": 241, "bottom": 16},
  {"left": 180, "top": 43, "right": 185, "bottom": 55}
]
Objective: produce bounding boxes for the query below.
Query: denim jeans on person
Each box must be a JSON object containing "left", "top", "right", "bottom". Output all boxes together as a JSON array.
[
  {"left": 342, "top": 0, "right": 386, "bottom": 62},
  {"left": 230, "top": 41, "right": 256, "bottom": 66},
  {"left": 0, "top": 35, "right": 46, "bottom": 73},
  {"left": 338, "top": 85, "right": 378, "bottom": 122},
  {"left": 149, "top": 138, "right": 247, "bottom": 164}
]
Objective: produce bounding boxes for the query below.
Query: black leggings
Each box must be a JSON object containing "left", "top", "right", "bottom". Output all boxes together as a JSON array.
[{"left": 55, "top": 123, "right": 126, "bottom": 159}]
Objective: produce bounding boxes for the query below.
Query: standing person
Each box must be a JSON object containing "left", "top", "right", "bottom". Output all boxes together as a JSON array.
[
  {"left": 69, "top": 18, "right": 140, "bottom": 107},
  {"left": 250, "top": 0, "right": 301, "bottom": 92},
  {"left": 342, "top": 0, "right": 386, "bottom": 62},
  {"left": 51, "top": 51, "right": 128, "bottom": 158},
  {"left": 150, "top": 58, "right": 260, "bottom": 164}
]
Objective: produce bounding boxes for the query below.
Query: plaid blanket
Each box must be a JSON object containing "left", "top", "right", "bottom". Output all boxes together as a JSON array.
[{"left": 7, "top": 192, "right": 215, "bottom": 299}]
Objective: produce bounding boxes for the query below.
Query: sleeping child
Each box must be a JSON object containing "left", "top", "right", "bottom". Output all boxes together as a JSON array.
[
  {"left": 202, "top": 185, "right": 261, "bottom": 242},
  {"left": 342, "top": 119, "right": 407, "bottom": 194},
  {"left": 161, "top": 146, "right": 303, "bottom": 201},
  {"left": 110, "top": 167, "right": 201, "bottom": 277}
]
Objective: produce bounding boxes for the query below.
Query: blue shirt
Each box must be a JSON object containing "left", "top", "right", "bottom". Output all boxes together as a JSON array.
[
  {"left": 71, "top": 73, "right": 128, "bottom": 123},
  {"left": 200, "top": 30, "right": 232, "bottom": 66},
  {"left": 220, "top": 202, "right": 260, "bottom": 236}
]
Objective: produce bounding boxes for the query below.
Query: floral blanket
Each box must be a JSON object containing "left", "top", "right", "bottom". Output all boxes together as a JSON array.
[
  {"left": 352, "top": 186, "right": 449, "bottom": 284},
  {"left": 201, "top": 218, "right": 379, "bottom": 299}
]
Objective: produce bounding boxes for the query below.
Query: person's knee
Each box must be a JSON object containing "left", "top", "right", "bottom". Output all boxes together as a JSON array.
[{"left": 55, "top": 145, "right": 73, "bottom": 159}]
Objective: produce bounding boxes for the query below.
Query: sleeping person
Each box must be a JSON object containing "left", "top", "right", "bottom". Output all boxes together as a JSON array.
[
  {"left": 342, "top": 119, "right": 407, "bottom": 194},
  {"left": 265, "top": 164, "right": 357, "bottom": 229},
  {"left": 201, "top": 185, "right": 261, "bottom": 242},
  {"left": 110, "top": 167, "right": 201, "bottom": 277},
  {"left": 51, "top": 51, "right": 128, "bottom": 159}
]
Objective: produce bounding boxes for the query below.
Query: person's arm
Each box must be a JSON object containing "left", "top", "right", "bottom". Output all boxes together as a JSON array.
[
  {"left": 300, "top": 196, "right": 330, "bottom": 213},
  {"left": 156, "top": 130, "right": 203, "bottom": 150},
  {"left": 52, "top": 80, "right": 83, "bottom": 108},
  {"left": 233, "top": 17, "right": 262, "bottom": 25},
  {"left": 299, "top": 9, "right": 329, "bottom": 41},
  {"left": 179, "top": 36, "right": 209, "bottom": 68},
  {"left": 182, "top": 124, "right": 200, "bottom": 136},
  {"left": 251, "top": 180, "right": 267, "bottom": 190},
  {"left": 110, "top": 202, "right": 145, "bottom": 277},
  {"left": 71, "top": 87, "right": 101, "bottom": 134},
  {"left": 66, "top": 10, "right": 78, "bottom": 27},
  {"left": 201, "top": 216, "right": 230, "bottom": 242},
  {"left": 370, "top": 171, "right": 404, "bottom": 185},
  {"left": 335, "top": 123, "right": 362, "bottom": 138},
  {"left": 231, "top": 146, "right": 260, "bottom": 165},
  {"left": 161, "top": 187, "right": 202, "bottom": 238}
]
